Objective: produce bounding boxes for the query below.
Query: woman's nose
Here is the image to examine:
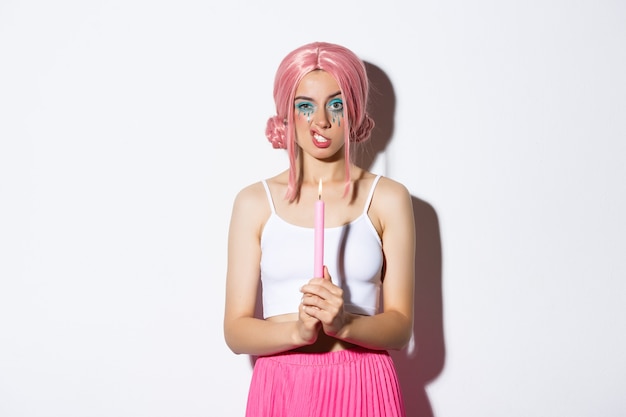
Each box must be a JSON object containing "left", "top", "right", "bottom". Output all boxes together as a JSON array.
[{"left": 313, "top": 110, "right": 331, "bottom": 128}]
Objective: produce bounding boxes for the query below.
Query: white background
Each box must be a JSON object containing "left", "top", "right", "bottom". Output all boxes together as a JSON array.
[{"left": 1, "top": 1, "right": 625, "bottom": 416}]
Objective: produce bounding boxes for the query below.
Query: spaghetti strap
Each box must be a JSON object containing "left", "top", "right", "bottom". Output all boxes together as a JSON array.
[
  {"left": 261, "top": 180, "right": 276, "bottom": 214},
  {"left": 363, "top": 175, "right": 382, "bottom": 214}
]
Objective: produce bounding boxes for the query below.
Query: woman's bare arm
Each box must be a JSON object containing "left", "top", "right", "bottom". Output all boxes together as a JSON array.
[{"left": 223, "top": 183, "right": 320, "bottom": 356}]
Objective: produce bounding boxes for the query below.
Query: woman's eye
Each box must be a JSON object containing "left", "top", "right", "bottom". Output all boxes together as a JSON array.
[
  {"left": 296, "top": 102, "right": 314, "bottom": 112},
  {"left": 328, "top": 99, "right": 344, "bottom": 112}
]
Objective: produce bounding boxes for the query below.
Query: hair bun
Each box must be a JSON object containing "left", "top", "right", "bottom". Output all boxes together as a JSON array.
[
  {"left": 351, "top": 114, "right": 375, "bottom": 143},
  {"left": 265, "top": 115, "right": 287, "bottom": 149}
]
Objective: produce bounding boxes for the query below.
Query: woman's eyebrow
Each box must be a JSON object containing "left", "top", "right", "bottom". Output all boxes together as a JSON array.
[{"left": 294, "top": 91, "right": 342, "bottom": 101}]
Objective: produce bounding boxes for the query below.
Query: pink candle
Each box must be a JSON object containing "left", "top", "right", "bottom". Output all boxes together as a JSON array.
[{"left": 314, "top": 179, "right": 325, "bottom": 277}]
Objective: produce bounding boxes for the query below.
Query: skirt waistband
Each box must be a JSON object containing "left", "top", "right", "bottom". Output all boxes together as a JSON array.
[{"left": 260, "top": 347, "right": 389, "bottom": 366}]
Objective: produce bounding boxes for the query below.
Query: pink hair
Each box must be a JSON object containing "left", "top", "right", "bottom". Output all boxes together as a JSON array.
[{"left": 265, "top": 42, "right": 375, "bottom": 201}]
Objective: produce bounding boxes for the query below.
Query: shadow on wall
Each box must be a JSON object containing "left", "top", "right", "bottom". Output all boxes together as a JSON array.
[
  {"left": 364, "top": 62, "right": 446, "bottom": 417},
  {"left": 353, "top": 62, "right": 395, "bottom": 169},
  {"left": 391, "top": 196, "right": 445, "bottom": 417}
]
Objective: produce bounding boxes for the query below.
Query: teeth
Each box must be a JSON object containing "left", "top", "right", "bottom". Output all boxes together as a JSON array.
[{"left": 314, "top": 133, "right": 328, "bottom": 143}]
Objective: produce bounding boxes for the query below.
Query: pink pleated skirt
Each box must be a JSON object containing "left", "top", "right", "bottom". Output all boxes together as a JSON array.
[{"left": 245, "top": 347, "right": 405, "bottom": 417}]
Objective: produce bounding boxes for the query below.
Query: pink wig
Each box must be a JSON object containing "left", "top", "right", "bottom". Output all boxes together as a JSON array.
[{"left": 265, "top": 42, "right": 375, "bottom": 201}]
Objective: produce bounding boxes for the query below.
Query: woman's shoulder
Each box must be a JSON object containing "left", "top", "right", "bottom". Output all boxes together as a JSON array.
[
  {"left": 232, "top": 172, "right": 288, "bottom": 213},
  {"left": 368, "top": 174, "right": 413, "bottom": 228},
  {"left": 230, "top": 180, "right": 271, "bottom": 222},
  {"left": 234, "top": 181, "right": 265, "bottom": 204},
  {"left": 229, "top": 180, "right": 274, "bottom": 235},
  {"left": 373, "top": 174, "right": 411, "bottom": 201}
]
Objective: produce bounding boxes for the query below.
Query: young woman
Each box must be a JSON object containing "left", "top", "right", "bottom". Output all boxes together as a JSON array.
[{"left": 224, "top": 41, "right": 415, "bottom": 417}]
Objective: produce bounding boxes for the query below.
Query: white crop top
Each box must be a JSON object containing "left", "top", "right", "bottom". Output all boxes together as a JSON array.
[{"left": 260, "top": 175, "right": 383, "bottom": 318}]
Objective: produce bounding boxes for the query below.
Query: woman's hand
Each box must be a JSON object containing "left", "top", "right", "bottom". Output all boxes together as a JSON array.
[
  {"left": 300, "top": 267, "right": 346, "bottom": 337},
  {"left": 296, "top": 299, "right": 321, "bottom": 345}
]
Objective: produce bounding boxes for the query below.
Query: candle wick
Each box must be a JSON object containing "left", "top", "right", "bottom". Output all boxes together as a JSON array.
[{"left": 318, "top": 179, "right": 323, "bottom": 200}]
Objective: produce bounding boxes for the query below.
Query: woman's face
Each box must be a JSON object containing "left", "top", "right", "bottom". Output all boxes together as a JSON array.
[{"left": 293, "top": 70, "right": 345, "bottom": 160}]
